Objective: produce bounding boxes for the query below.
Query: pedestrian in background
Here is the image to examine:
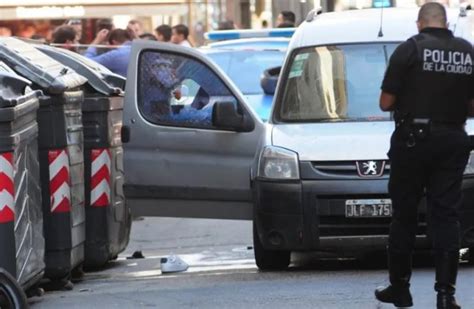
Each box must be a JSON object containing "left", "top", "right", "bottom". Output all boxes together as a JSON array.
[
  {"left": 85, "top": 28, "right": 132, "bottom": 77},
  {"left": 276, "top": 10, "right": 295, "bottom": 27},
  {"left": 94, "top": 18, "right": 115, "bottom": 55},
  {"left": 139, "top": 33, "right": 157, "bottom": 41},
  {"left": 375, "top": 3, "right": 474, "bottom": 309},
  {"left": 96, "top": 18, "right": 115, "bottom": 32},
  {"left": 52, "top": 25, "right": 78, "bottom": 51},
  {"left": 155, "top": 25, "right": 172, "bottom": 42},
  {"left": 66, "top": 19, "right": 83, "bottom": 43},
  {"left": 217, "top": 20, "right": 235, "bottom": 30},
  {"left": 171, "top": 24, "right": 192, "bottom": 47},
  {"left": 30, "top": 34, "right": 47, "bottom": 43},
  {"left": 128, "top": 19, "right": 144, "bottom": 37},
  {"left": 0, "top": 27, "right": 12, "bottom": 37}
]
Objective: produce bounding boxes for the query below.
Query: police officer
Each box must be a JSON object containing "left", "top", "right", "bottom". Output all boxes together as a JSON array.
[{"left": 374, "top": 3, "right": 474, "bottom": 309}]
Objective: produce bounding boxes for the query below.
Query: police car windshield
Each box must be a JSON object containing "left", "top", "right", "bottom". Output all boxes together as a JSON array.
[
  {"left": 206, "top": 49, "right": 285, "bottom": 94},
  {"left": 278, "top": 43, "right": 399, "bottom": 122}
]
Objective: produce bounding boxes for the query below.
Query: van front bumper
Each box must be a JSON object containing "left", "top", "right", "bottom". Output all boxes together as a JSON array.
[{"left": 253, "top": 176, "right": 474, "bottom": 253}]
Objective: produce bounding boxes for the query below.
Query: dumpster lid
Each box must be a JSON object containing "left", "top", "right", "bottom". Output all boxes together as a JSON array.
[
  {"left": 0, "top": 37, "right": 87, "bottom": 94},
  {"left": 36, "top": 44, "right": 125, "bottom": 95},
  {"left": 0, "top": 61, "right": 40, "bottom": 108}
]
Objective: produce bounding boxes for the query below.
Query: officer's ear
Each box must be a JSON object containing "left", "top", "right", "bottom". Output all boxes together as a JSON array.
[{"left": 416, "top": 21, "right": 422, "bottom": 32}]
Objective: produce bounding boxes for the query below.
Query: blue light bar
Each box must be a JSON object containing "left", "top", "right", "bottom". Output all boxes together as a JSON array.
[
  {"left": 373, "top": 0, "right": 391, "bottom": 8},
  {"left": 205, "top": 28, "right": 296, "bottom": 41}
]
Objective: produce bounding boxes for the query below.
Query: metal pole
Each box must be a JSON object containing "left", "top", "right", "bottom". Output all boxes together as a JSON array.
[
  {"left": 219, "top": 0, "right": 223, "bottom": 22},
  {"left": 187, "top": 0, "right": 193, "bottom": 26},
  {"left": 240, "top": 0, "right": 251, "bottom": 28},
  {"left": 205, "top": 0, "right": 209, "bottom": 32}
]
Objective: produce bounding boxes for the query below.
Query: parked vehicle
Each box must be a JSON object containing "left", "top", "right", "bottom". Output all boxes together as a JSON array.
[
  {"left": 202, "top": 41, "right": 288, "bottom": 121},
  {"left": 123, "top": 7, "right": 474, "bottom": 270},
  {"left": 204, "top": 28, "right": 295, "bottom": 42},
  {"left": 202, "top": 31, "right": 292, "bottom": 121}
]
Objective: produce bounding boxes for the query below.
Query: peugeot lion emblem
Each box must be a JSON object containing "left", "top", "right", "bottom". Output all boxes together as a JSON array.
[{"left": 356, "top": 160, "right": 385, "bottom": 178}]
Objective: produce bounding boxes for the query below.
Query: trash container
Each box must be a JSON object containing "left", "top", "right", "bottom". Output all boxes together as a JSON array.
[
  {"left": 0, "top": 62, "right": 44, "bottom": 291},
  {"left": 36, "top": 44, "right": 131, "bottom": 269},
  {"left": 0, "top": 37, "right": 87, "bottom": 287}
]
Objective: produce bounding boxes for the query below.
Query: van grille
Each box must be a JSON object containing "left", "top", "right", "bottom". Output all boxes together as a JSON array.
[
  {"left": 318, "top": 215, "right": 427, "bottom": 237},
  {"left": 312, "top": 161, "right": 390, "bottom": 178}
]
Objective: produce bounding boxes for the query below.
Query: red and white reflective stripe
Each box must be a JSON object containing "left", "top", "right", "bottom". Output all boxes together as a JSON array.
[
  {"left": 0, "top": 153, "right": 14, "bottom": 223},
  {"left": 90, "top": 149, "right": 111, "bottom": 207},
  {"left": 48, "top": 149, "right": 71, "bottom": 213}
]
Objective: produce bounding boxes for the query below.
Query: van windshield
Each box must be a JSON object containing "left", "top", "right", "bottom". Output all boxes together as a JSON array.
[{"left": 277, "top": 43, "right": 399, "bottom": 122}]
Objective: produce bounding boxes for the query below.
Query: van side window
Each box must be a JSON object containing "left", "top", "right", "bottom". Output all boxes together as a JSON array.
[{"left": 138, "top": 50, "right": 238, "bottom": 129}]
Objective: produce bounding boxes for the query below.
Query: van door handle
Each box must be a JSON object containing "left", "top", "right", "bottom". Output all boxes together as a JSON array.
[{"left": 121, "top": 126, "right": 131, "bottom": 143}]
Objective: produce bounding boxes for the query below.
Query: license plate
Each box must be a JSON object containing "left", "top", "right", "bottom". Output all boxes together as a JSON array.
[{"left": 345, "top": 199, "right": 392, "bottom": 218}]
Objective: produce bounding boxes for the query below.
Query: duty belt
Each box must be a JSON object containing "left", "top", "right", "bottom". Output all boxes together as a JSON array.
[
  {"left": 397, "top": 118, "right": 464, "bottom": 148},
  {"left": 413, "top": 118, "right": 464, "bottom": 131}
]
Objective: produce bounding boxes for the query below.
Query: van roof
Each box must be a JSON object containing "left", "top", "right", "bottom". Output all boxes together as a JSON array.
[{"left": 289, "top": 8, "right": 473, "bottom": 50}]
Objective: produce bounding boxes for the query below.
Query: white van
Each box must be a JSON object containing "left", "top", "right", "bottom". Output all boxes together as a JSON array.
[{"left": 123, "top": 7, "right": 474, "bottom": 270}]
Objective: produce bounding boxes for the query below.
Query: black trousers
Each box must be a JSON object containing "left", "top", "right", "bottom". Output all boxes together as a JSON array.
[{"left": 388, "top": 126, "right": 470, "bottom": 254}]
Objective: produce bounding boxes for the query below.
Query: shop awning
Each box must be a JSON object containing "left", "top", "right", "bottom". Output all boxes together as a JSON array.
[{"left": 0, "top": 1, "right": 188, "bottom": 20}]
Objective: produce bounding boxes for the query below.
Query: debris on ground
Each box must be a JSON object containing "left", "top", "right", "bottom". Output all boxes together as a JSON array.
[
  {"left": 160, "top": 255, "right": 189, "bottom": 274},
  {"left": 126, "top": 251, "right": 145, "bottom": 259}
]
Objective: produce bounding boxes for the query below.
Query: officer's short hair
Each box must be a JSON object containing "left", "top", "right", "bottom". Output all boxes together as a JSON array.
[{"left": 417, "top": 2, "right": 447, "bottom": 25}]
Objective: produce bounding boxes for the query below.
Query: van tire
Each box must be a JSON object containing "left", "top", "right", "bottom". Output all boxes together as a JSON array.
[
  {"left": 0, "top": 268, "right": 28, "bottom": 309},
  {"left": 253, "top": 223, "right": 290, "bottom": 270}
]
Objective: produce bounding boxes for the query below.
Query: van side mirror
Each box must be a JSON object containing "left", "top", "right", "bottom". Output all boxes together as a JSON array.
[
  {"left": 212, "top": 102, "right": 254, "bottom": 132},
  {"left": 260, "top": 66, "right": 281, "bottom": 95}
]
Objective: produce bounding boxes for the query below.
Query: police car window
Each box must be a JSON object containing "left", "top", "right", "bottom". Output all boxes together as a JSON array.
[
  {"left": 205, "top": 52, "right": 231, "bottom": 74},
  {"left": 226, "top": 50, "right": 285, "bottom": 94},
  {"left": 138, "top": 51, "right": 238, "bottom": 129},
  {"left": 278, "top": 43, "right": 399, "bottom": 122},
  {"left": 206, "top": 50, "right": 285, "bottom": 94}
]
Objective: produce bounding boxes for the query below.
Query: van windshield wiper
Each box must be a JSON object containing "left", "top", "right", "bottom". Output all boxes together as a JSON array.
[{"left": 311, "top": 117, "right": 349, "bottom": 122}]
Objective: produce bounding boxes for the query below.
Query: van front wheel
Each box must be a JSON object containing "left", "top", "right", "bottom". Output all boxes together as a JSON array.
[{"left": 253, "top": 223, "right": 290, "bottom": 270}]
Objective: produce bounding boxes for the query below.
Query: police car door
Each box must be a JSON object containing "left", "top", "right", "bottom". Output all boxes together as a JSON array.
[{"left": 123, "top": 41, "right": 264, "bottom": 219}]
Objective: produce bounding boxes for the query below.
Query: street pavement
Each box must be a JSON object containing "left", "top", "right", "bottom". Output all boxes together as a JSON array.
[{"left": 31, "top": 217, "right": 474, "bottom": 308}]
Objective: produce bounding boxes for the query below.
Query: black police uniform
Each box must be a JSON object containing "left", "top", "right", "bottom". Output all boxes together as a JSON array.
[{"left": 377, "top": 27, "right": 474, "bottom": 308}]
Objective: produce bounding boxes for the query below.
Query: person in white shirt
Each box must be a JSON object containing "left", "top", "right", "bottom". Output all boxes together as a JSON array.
[{"left": 171, "top": 24, "right": 192, "bottom": 47}]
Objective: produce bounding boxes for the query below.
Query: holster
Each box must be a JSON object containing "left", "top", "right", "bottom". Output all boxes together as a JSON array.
[{"left": 396, "top": 116, "right": 431, "bottom": 147}]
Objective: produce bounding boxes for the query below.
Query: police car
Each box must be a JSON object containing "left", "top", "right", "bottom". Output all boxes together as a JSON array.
[
  {"left": 123, "top": 7, "right": 474, "bottom": 270},
  {"left": 201, "top": 29, "right": 293, "bottom": 121}
]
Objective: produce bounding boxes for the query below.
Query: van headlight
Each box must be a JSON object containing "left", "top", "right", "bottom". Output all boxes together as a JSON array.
[
  {"left": 464, "top": 151, "right": 474, "bottom": 175},
  {"left": 257, "top": 146, "right": 300, "bottom": 180}
]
